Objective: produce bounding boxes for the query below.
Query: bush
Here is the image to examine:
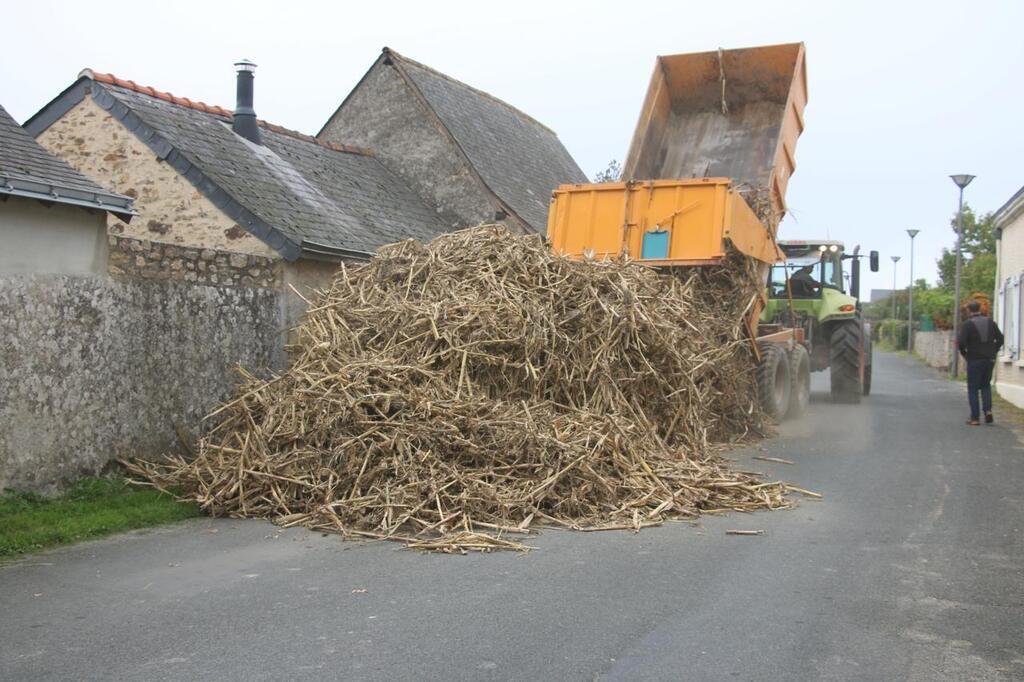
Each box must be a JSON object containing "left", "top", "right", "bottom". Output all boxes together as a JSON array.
[{"left": 876, "top": 319, "right": 908, "bottom": 350}]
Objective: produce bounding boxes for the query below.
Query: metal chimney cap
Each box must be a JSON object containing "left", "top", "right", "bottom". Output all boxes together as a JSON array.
[{"left": 234, "top": 59, "right": 257, "bottom": 73}]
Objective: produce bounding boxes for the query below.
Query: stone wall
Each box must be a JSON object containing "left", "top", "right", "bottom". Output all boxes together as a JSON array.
[
  {"left": 914, "top": 330, "right": 953, "bottom": 370},
  {"left": 108, "top": 235, "right": 281, "bottom": 288},
  {"left": 319, "top": 63, "right": 520, "bottom": 233},
  {"left": 0, "top": 274, "right": 285, "bottom": 492}
]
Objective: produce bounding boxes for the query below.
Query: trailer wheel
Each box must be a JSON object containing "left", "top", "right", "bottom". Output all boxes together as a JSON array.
[
  {"left": 787, "top": 344, "right": 811, "bottom": 418},
  {"left": 757, "top": 342, "right": 792, "bottom": 422},
  {"left": 830, "top": 320, "right": 862, "bottom": 403}
]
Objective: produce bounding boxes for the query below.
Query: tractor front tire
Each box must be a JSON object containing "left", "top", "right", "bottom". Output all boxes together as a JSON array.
[
  {"left": 758, "top": 342, "right": 792, "bottom": 422},
  {"left": 787, "top": 344, "right": 811, "bottom": 418},
  {"left": 830, "top": 320, "right": 863, "bottom": 403}
]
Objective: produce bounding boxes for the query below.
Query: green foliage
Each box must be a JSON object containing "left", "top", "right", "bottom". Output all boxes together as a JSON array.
[
  {"left": 0, "top": 477, "right": 197, "bottom": 558},
  {"left": 875, "top": 318, "right": 908, "bottom": 351},
  {"left": 913, "top": 281, "right": 955, "bottom": 329},
  {"left": 864, "top": 280, "right": 955, "bottom": 330},
  {"left": 936, "top": 204, "right": 997, "bottom": 299},
  {"left": 863, "top": 291, "right": 908, "bottom": 322},
  {"left": 592, "top": 159, "right": 622, "bottom": 183}
]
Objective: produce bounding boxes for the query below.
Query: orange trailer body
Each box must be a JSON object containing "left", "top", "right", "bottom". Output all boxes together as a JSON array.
[
  {"left": 546, "top": 178, "right": 783, "bottom": 267},
  {"left": 622, "top": 42, "right": 807, "bottom": 230}
]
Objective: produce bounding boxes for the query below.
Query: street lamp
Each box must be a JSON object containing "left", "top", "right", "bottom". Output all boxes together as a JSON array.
[
  {"left": 907, "top": 229, "right": 920, "bottom": 352},
  {"left": 950, "top": 173, "right": 976, "bottom": 377},
  {"left": 890, "top": 255, "right": 902, "bottom": 319}
]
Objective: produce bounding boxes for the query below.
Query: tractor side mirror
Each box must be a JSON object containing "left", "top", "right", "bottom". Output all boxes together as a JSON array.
[{"left": 869, "top": 250, "right": 880, "bottom": 272}]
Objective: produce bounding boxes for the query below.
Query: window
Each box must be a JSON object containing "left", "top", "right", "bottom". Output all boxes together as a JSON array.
[{"left": 767, "top": 254, "right": 839, "bottom": 299}]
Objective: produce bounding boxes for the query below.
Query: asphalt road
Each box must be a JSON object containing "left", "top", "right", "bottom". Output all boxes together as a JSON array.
[{"left": 2, "top": 352, "right": 1023, "bottom": 681}]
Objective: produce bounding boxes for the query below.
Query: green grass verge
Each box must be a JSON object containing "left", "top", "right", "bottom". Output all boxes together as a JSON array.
[{"left": 0, "top": 478, "right": 198, "bottom": 558}]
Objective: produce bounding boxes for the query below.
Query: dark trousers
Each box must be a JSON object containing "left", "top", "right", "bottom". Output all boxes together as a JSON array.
[{"left": 966, "top": 358, "right": 995, "bottom": 420}]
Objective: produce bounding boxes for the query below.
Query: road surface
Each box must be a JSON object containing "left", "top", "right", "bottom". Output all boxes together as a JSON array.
[{"left": 2, "top": 352, "right": 1022, "bottom": 680}]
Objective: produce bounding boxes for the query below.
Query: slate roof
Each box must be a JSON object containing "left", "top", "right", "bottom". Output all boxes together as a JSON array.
[
  {"left": 26, "top": 71, "right": 449, "bottom": 261},
  {"left": 325, "top": 49, "right": 588, "bottom": 232},
  {"left": 0, "top": 103, "right": 133, "bottom": 217}
]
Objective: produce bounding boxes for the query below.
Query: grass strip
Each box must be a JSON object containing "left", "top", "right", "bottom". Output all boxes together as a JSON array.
[{"left": 0, "top": 477, "right": 198, "bottom": 558}]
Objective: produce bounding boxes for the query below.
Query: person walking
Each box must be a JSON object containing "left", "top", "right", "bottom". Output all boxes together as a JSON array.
[{"left": 957, "top": 300, "right": 1004, "bottom": 425}]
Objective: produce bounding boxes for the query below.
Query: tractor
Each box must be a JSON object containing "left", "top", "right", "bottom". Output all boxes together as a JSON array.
[{"left": 761, "top": 240, "right": 879, "bottom": 410}]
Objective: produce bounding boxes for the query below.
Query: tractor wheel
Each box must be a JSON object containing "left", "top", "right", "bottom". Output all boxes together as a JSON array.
[
  {"left": 830, "top": 320, "right": 863, "bottom": 403},
  {"left": 757, "top": 342, "right": 792, "bottom": 422},
  {"left": 862, "top": 336, "right": 873, "bottom": 396},
  {"left": 787, "top": 344, "right": 811, "bottom": 418}
]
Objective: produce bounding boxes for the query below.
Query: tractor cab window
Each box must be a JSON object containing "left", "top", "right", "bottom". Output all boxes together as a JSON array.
[
  {"left": 821, "top": 257, "right": 841, "bottom": 291},
  {"left": 769, "top": 251, "right": 841, "bottom": 299}
]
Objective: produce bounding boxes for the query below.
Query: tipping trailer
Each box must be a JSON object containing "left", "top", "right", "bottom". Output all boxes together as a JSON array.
[{"left": 548, "top": 43, "right": 823, "bottom": 420}]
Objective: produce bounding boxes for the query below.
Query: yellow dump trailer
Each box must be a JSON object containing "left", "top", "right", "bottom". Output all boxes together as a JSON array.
[
  {"left": 623, "top": 42, "right": 807, "bottom": 228},
  {"left": 547, "top": 178, "right": 783, "bottom": 267},
  {"left": 548, "top": 42, "right": 806, "bottom": 269},
  {"left": 547, "top": 43, "right": 810, "bottom": 421}
]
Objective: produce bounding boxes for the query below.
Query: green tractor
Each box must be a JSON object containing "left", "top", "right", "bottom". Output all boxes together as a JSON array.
[{"left": 759, "top": 240, "right": 879, "bottom": 414}]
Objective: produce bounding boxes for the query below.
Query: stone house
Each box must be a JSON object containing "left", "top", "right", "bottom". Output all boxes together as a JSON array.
[
  {"left": 25, "top": 66, "right": 449, "bottom": 323},
  {"left": 0, "top": 103, "right": 133, "bottom": 274},
  {"left": 993, "top": 184, "right": 1024, "bottom": 408},
  {"left": 318, "top": 47, "right": 589, "bottom": 234}
]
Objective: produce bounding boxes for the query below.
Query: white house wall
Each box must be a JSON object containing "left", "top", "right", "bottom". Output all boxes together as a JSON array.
[
  {"left": 0, "top": 197, "right": 107, "bottom": 274},
  {"left": 995, "top": 206, "right": 1024, "bottom": 408}
]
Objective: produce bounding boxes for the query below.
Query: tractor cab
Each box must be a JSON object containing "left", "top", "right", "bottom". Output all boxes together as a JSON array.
[
  {"left": 768, "top": 241, "right": 845, "bottom": 300},
  {"left": 767, "top": 240, "right": 879, "bottom": 316}
]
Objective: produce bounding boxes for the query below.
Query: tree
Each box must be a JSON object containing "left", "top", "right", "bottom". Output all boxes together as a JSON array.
[
  {"left": 936, "top": 203, "right": 997, "bottom": 298},
  {"left": 592, "top": 160, "right": 621, "bottom": 183}
]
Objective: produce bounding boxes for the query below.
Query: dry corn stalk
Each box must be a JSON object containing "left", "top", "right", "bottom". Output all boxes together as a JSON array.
[{"left": 126, "top": 225, "right": 794, "bottom": 552}]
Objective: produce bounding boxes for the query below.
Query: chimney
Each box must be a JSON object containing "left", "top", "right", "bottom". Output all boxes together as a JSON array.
[{"left": 232, "top": 59, "right": 261, "bottom": 144}]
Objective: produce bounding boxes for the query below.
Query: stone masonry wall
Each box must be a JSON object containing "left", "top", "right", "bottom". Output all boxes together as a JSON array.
[
  {"left": 914, "top": 330, "right": 953, "bottom": 370},
  {"left": 36, "top": 96, "right": 278, "bottom": 258},
  {"left": 319, "top": 63, "right": 510, "bottom": 233},
  {"left": 108, "top": 235, "right": 281, "bottom": 288},
  {"left": 0, "top": 274, "right": 286, "bottom": 492}
]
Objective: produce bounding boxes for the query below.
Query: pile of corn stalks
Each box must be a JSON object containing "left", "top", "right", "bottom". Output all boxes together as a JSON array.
[{"left": 127, "top": 225, "right": 794, "bottom": 552}]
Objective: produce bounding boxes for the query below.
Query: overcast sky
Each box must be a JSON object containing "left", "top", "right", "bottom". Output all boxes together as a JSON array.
[{"left": 2, "top": 0, "right": 1021, "bottom": 294}]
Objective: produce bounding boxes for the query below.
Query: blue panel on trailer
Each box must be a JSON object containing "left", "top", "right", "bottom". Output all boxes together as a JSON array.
[{"left": 641, "top": 230, "right": 670, "bottom": 259}]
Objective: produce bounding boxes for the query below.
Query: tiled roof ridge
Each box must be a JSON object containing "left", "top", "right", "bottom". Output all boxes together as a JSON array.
[
  {"left": 382, "top": 48, "right": 558, "bottom": 137},
  {"left": 81, "top": 69, "right": 373, "bottom": 156}
]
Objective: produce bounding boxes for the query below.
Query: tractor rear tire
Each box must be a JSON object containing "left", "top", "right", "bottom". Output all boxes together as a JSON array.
[
  {"left": 830, "top": 320, "right": 863, "bottom": 403},
  {"left": 758, "top": 342, "right": 792, "bottom": 422},
  {"left": 787, "top": 344, "right": 811, "bottom": 418},
  {"left": 863, "top": 337, "right": 874, "bottom": 396}
]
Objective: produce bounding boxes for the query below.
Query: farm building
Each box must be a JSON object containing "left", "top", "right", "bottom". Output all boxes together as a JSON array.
[{"left": 318, "top": 47, "right": 588, "bottom": 234}]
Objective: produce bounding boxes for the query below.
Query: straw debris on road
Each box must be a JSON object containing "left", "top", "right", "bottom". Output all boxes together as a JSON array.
[{"left": 127, "top": 225, "right": 794, "bottom": 552}]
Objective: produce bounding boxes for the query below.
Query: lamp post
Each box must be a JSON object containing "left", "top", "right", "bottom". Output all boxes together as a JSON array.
[
  {"left": 907, "top": 229, "right": 920, "bottom": 352},
  {"left": 950, "top": 174, "right": 976, "bottom": 377},
  {"left": 890, "top": 255, "right": 901, "bottom": 319}
]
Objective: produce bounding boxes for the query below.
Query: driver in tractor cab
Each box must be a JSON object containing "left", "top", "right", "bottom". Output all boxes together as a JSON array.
[{"left": 788, "top": 265, "right": 819, "bottom": 298}]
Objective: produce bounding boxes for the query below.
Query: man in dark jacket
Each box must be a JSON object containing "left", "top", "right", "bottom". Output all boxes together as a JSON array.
[{"left": 957, "top": 300, "right": 1005, "bottom": 425}]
